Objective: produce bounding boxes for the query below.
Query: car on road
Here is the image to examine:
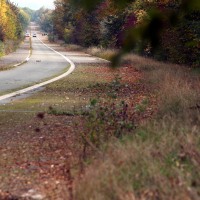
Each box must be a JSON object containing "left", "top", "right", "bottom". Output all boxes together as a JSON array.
[
  {"left": 25, "top": 33, "right": 30, "bottom": 37},
  {"left": 42, "top": 33, "right": 48, "bottom": 36},
  {"left": 33, "top": 33, "right": 37, "bottom": 37}
]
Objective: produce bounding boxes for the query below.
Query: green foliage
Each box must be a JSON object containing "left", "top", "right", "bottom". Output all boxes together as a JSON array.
[
  {"left": 31, "top": 7, "right": 53, "bottom": 33},
  {"left": 0, "top": 1, "right": 30, "bottom": 40},
  {"left": 106, "top": 75, "right": 122, "bottom": 99},
  {"left": 48, "top": 106, "right": 79, "bottom": 116},
  {"left": 135, "top": 98, "right": 149, "bottom": 113},
  {"left": 21, "top": 7, "right": 34, "bottom": 20},
  {"left": 81, "top": 99, "right": 135, "bottom": 150},
  {"left": 34, "top": 0, "right": 200, "bottom": 67},
  {"left": 32, "top": 7, "right": 45, "bottom": 22},
  {"left": 63, "top": 28, "right": 72, "bottom": 43},
  {"left": 100, "top": 13, "right": 126, "bottom": 47},
  {"left": 19, "top": 9, "right": 30, "bottom": 30},
  {"left": 0, "top": 41, "right": 5, "bottom": 57},
  {"left": 0, "top": 0, "right": 30, "bottom": 54},
  {"left": 81, "top": 14, "right": 100, "bottom": 46},
  {"left": 78, "top": 76, "right": 135, "bottom": 154},
  {"left": 40, "top": 9, "right": 53, "bottom": 33}
]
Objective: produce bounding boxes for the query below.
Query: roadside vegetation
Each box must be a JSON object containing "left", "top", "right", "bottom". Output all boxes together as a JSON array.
[
  {"left": 73, "top": 53, "right": 200, "bottom": 200},
  {"left": 0, "top": 0, "right": 30, "bottom": 57},
  {"left": 0, "top": 45, "right": 199, "bottom": 199},
  {"left": 0, "top": 0, "right": 200, "bottom": 199},
  {"left": 37, "top": 0, "right": 200, "bottom": 67}
]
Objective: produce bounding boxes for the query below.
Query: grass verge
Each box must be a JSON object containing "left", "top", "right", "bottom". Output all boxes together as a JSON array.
[
  {"left": 0, "top": 63, "right": 117, "bottom": 199},
  {"left": 73, "top": 52, "right": 200, "bottom": 200},
  {"left": 0, "top": 43, "right": 199, "bottom": 199}
]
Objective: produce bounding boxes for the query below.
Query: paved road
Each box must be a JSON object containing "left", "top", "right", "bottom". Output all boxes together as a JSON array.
[
  {"left": 0, "top": 36, "right": 69, "bottom": 94},
  {"left": 0, "top": 22, "right": 109, "bottom": 102}
]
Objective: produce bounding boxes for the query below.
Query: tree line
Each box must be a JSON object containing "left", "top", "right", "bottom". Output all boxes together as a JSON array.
[
  {"left": 0, "top": 0, "right": 30, "bottom": 56},
  {"left": 37, "top": 0, "right": 199, "bottom": 67},
  {"left": 0, "top": 0, "right": 199, "bottom": 67}
]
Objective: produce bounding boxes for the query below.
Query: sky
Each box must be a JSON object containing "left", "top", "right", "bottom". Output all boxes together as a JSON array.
[{"left": 12, "top": 0, "right": 55, "bottom": 10}]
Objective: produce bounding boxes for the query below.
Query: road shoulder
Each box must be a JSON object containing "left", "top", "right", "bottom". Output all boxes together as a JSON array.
[{"left": 0, "top": 38, "right": 31, "bottom": 71}]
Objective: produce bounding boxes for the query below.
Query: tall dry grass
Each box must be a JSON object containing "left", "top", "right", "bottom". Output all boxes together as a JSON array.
[
  {"left": 124, "top": 53, "right": 200, "bottom": 116},
  {"left": 74, "top": 113, "right": 200, "bottom": 200},
  {"left": 63, "top": 44, "right": 85, "bottom": 51},
  {"left": 86, "top": 47, "right": 117, "bottom": 61},
  {"left": 74, "top": 53, "right": 200, "bottom": 200}
]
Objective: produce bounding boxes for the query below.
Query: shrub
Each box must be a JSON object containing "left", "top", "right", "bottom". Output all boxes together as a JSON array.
[{"left": 0, "top": 41, "right": 5, "bottom": 57}]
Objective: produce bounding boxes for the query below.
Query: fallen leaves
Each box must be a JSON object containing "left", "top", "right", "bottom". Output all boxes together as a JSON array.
[{"left": 0, "top": 59, "right": 158, "bottom": 199}]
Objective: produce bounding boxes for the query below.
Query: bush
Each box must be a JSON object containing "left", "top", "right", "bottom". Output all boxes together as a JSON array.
[
  {"left": 0, "top": 41, "right": 5, "bottom": 57},
  {"left": 63, "top": 28, "right": 72, "bottom": 43}
]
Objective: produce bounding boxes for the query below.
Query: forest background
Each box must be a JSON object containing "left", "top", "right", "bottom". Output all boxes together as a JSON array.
[
  {"left": 36, "top": 0, "right": 200, "bottom": 67},
  {"left": 0, "top": 0, "right": 30, "bottom": 56},
  {"left": 0, "top": 0, "right": 199, "bottom": 67}
]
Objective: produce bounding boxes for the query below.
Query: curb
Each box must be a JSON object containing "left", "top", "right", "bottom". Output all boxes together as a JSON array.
[
  {"left": 13, "top": 37, "right": 32, "bottom": 67},
  {"left": 13, "top": 49, "right": 31, "bottom": 67},
  {"left": 0, "top": 38, "right": 76, "bottom": 102}
]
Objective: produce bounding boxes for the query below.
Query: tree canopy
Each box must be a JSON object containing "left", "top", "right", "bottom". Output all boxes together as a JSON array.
[
  {"left": 43, "top": 0, "right": 199, "bottom": 66},
  {"left": 0, "top": 0, "right": 30, "bottom": 42}
]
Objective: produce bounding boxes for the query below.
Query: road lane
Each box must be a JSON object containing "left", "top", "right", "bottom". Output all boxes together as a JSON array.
[
  {"left": 0, "top": 36, "right": 69, "bottom": 94},
  {"left": 0, "top": 22, "right": 109, "bottom": 104}
]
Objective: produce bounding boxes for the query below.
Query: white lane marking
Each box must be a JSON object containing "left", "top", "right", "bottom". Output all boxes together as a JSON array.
[
  {"left": 0, "top": 38, "right": 75, "bottom": 102},
  {"left": 13, "top": 50, "right": 31, "bottom": 67}
]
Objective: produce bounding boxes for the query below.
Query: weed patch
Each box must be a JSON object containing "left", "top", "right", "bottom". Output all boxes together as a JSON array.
[
  {"left": 73, "top": 53, "right": 200, "bottom": 200},
  {"left": 2, "top": 41, "right": 198, "bottom": 199},
  {"left": 86, "top": 47, "right": 117, "bottom": 61}
]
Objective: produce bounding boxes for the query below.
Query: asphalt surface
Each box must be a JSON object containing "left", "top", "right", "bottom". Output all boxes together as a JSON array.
[
  {"left": 0, "top": 22, "right": 109, "bottom": 104},
  {"left": 0, "top": 36, "right": 69, "bottom": 94}
]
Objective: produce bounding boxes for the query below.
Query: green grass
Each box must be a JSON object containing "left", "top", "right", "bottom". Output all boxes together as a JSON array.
[
  {"left": 192, "top": 67, "right": 200, "bottom": 75},
  {"left": 0, "top": 65, "right": 108, "bottom": 126}
]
